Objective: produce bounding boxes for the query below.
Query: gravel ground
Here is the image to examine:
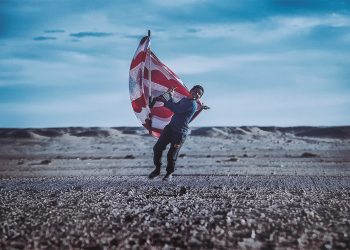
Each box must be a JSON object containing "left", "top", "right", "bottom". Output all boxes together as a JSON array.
[{"left": 1, "top": 176, "right": 349, "bottom": 249}]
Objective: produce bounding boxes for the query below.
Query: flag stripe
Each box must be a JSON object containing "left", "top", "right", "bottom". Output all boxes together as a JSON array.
[{"left": 130, "top": 51, "right": 147, "bottom": 70}]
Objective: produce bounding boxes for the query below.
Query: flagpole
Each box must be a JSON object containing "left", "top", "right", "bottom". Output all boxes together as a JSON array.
[
  {"left": 147, "top": 30, "right": 153, "bottom": 135},
  {"left": 148, "top": 30, "right": 152, "bottom": 104}
]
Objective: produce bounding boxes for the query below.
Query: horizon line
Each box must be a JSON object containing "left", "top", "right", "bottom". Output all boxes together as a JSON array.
[{"left": 1, "top": 125, "right": 349, "bottom": 129}]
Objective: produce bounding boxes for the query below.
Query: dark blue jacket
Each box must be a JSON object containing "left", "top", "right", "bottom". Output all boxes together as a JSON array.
[{"left": 164, "top": 97, "right": 197, "bottom": 134}]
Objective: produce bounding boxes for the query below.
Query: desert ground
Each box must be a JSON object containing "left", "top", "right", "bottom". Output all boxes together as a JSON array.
[{"left": 0, "top": 126, "right": 349, "bottom": 249}]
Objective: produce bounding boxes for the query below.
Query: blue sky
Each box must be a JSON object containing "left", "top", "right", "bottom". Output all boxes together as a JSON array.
[{"left": 1, "top": 0, "right": 350, "bottom": 127}]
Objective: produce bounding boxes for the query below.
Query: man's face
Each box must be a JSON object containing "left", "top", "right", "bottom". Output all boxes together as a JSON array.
[{"left": 190, "top": 87, "right": 203, "bottom": 100}]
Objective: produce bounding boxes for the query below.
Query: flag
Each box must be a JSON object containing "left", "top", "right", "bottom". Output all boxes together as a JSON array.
[{"left": 129, "top": 34, "right": 202, "bottom": 138}]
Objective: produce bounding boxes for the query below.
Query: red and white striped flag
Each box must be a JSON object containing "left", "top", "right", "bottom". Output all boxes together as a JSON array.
[{"left": 129, "top": 33, "right": 202, "bottom": 138}]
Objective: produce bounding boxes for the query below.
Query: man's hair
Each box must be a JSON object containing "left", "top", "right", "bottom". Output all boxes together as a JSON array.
[{"left": 191, "top": 84, "right": 204, "bottom": 94}]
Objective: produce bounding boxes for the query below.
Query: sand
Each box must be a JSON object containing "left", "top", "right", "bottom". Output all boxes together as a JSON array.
[{"left": 0, "top": 126, "right": 349, "bottom": 249}]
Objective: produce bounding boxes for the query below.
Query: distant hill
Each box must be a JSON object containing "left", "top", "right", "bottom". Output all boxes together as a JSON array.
[
  {"left": 191, "top": 126, "right": 350, "bottom": 139},
  {"left": 0, "top": 126, "right": 349, "bottom": 140}
]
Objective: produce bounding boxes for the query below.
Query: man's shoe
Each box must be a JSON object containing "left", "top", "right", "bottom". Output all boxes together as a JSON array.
[
  {"left": 163, "top": 173, "right": 173, "bottom": 181},
  {"left": 148, "top": 169, "right": 160, "bottom": 179}
]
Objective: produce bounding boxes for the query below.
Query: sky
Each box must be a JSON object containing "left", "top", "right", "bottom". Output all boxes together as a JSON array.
[{"left": 1, "top": 0, "right": 350, "bottom": 128}]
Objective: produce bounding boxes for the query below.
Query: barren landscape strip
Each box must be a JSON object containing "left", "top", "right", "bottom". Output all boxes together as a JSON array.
[
  {"left": 0, "top": 176, "right": 349, "bottom": 191},
  {"left": 0, "top": 156, "right": 132, "bottom": 160}
]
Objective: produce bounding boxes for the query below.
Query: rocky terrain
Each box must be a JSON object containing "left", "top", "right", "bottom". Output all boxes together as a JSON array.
[{"left": 0, "top": 126, "right": 349, "bottom": 249}]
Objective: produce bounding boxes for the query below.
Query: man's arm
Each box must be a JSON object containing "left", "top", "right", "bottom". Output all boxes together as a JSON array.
[
  {"left": 151, "top": 88, "right": 174, "bottom": 108},
  {"left": 164, "top": 99, "right": 195, "bottom": 114}
]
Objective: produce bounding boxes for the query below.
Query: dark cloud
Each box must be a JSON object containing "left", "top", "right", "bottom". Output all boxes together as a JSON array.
[
  {"left": 33, "top": 36, "right": 57, "bottom": 41},
  {"left": 44, "top": 29, "right": 65, "bottom": 33},
  {"left": 187, "top": 28, "right": 200, "bottom": 33},
  {"left": 109, "top": 0, "right": 350, "bottom": 28},
  {"left": 69, "top": 32, "right": 114, "bottom": 38}
]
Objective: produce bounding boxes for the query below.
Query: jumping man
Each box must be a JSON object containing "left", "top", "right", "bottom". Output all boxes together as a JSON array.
[{"left": 148, "top": 85, "right": 205, "bottom": 181}]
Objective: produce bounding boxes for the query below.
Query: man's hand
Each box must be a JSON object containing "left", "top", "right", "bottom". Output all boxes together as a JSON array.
[
  {"left": 155, "top": 95, "right": 166, "bottom": 103},
  {"left": 153, "top": 88, "right": 176, "bottom": 104},
  {"left": 168, "top": 88, "right": 175, "bottom": 98}
]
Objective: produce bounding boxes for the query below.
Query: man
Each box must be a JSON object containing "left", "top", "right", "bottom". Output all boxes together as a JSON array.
[{"left": 148, "top": 85, "right": 205, "bottom": 181}]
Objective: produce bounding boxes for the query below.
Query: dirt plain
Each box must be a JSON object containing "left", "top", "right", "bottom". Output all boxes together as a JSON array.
[{"left": 0, "top": 126, "right": 349, "bottom": 249}]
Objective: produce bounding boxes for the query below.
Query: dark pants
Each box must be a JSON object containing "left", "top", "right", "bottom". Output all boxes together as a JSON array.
[{"left": 153, "top": 125, "right": 187, "bottom": 174}]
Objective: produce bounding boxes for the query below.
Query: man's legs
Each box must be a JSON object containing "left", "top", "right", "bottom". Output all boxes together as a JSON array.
[
  {"left": 149, "top": 126, "right": 171, "bottom": 179},
  {"left": 163, "top": 132, "right": 187, "bottom": 180}
]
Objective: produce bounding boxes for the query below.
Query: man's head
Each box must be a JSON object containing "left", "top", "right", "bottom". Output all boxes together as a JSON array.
[{"left": 190, "top": 85, "right": 204, "bottom": 100}]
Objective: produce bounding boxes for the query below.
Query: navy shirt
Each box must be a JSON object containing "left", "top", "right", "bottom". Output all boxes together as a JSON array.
[{"left": 164, "top": 97, "right": 197, "bottom": 134}]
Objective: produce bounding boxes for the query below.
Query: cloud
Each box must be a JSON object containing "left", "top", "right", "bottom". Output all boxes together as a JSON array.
[
  {"left": 148, "top": 0, "right": 209, "bottom": 7},
  {"left": 164, "top": 50, "right": 350, "bottom": 76},
  {"left": 69, "top": 32, "right": 114, "bottom": 38},
  {"left": 176, "top": 14, "right": 350, "bottom": 44},
  {"left": 268, "top": 0, "right": 350, "bottom": 14},
  {"left": 33, "top": 36, "right": 57, "bottom": 41},
  {"left": 163, "top": 50, "right": 350, "bottom": 104},
  {"left": 44, "top": 29, "right": 65, "bottom": 33},
  {"left": 186, "top": 28, "right": 200, "bottom": 33},
  {"left": 195, "top": 89, "right": 350, "bottom": 126},
  {"left": 272, "top": 14, "right": 350, "bottom": 29},
  {"left": 0, "top": 52, "right": 129, "bottom": 88}
]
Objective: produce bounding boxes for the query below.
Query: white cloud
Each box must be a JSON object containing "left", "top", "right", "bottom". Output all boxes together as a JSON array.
[
  {"left": 0, "top": 55, "right": 129, "bottom": 87},
  {"left": 273, "top": 13, "right": 350, "bottom": 28},
  {"left": 172, "top": 14, "right": 350, "bottom": 44},
  {"left": 165, "top": 54, "right": 271, "bottom": 74},
  {"left": 163, "top": 50, "right": 350, "bottom": 87}
]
